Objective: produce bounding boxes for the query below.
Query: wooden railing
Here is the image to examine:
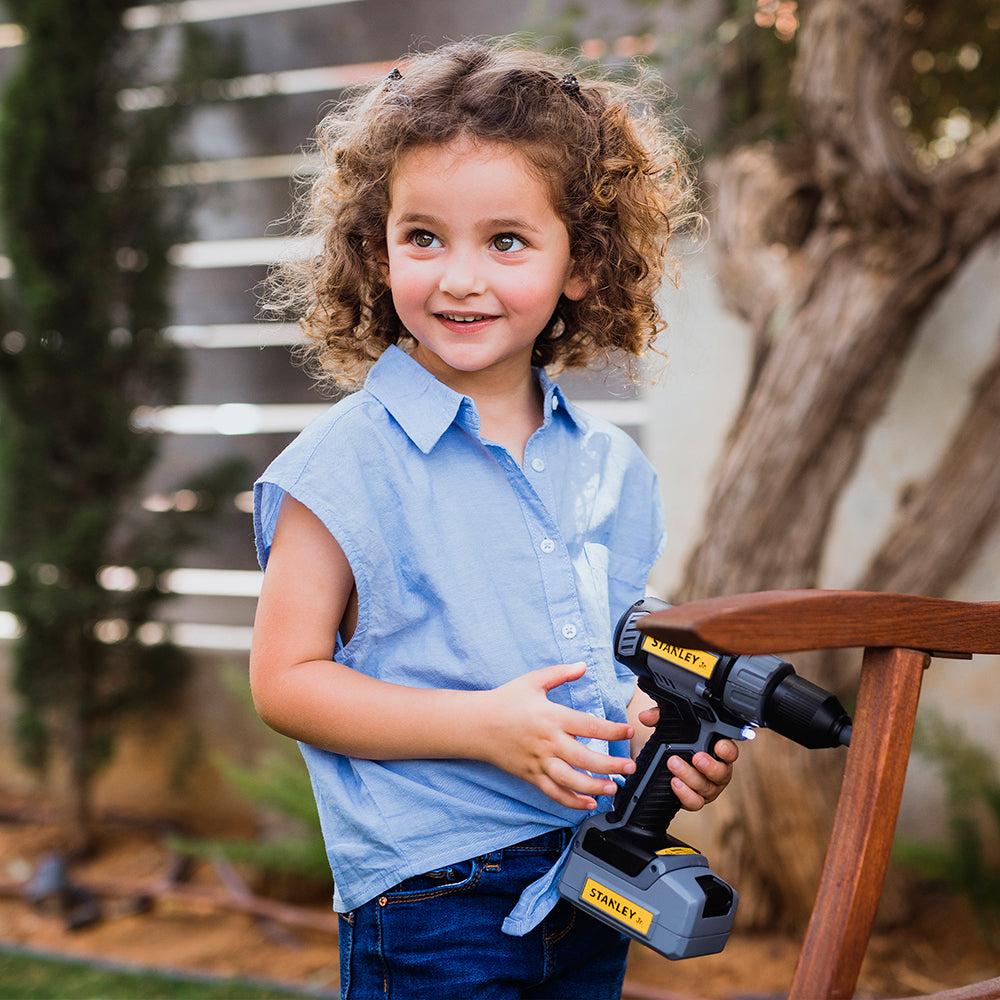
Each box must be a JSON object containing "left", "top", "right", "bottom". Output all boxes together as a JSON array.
[{"left": 639, "top": 590, "right": 1000, "bottom": 1000}]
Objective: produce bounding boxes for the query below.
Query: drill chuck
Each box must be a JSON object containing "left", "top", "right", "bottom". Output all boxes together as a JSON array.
[
  {"left": 721, "top": 653, "right": 852, "bottom": 748},
  {"left": 764, "top": 673, "right": 853, "bottom": 748}
]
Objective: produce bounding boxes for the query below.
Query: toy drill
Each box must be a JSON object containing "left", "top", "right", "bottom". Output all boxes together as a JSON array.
[{"left": 557, "top": 597, "right": 853, "bottom": 960}]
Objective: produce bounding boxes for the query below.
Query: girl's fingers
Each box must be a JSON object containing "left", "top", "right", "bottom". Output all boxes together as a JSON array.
[
  {"left": 543, "top": 759, "right": 619, "bottom": 810},
  {"left": 508, "top": 663, "right": 641, "bottom": 808},
  {"left": 535, "top": 660, "right": 588, "bottom": 692},
  {"left": 637, "top": 706, "right": 659, "bottom": 728},
  {"left": 536, "top": 663, "right": 634, "bottom": 746},
  {"left": 539, "top": 776, "right": 598, "bottom": 812},
  {"left": 669, "top": 774, "right": 709, "bottom": 811},
  {"left": 563, "top": 740, "right": 635, "bottom": 778},
  {"left": 560, "top": 704, "right": 633, "bottom": 747},
  {"left": 667, "top": 748, "right": 735, "bottom": 808}
]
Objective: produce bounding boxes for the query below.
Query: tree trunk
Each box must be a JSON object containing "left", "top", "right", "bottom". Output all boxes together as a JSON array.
[{"left": 680, "top": 0, "right": 1000, "bottom": 928}]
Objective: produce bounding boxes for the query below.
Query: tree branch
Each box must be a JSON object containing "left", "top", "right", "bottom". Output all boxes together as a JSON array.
[
  {"left": 792, "top": 0, "right": 926, "bottom": 220},
  {"left": 936, "top": 118, "right": 1000, "bottom": 249},
  {"left": 705, "top": 145, "right": 806, "bottom": 365}
]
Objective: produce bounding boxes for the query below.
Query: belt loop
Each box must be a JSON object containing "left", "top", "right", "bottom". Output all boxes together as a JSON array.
[{"left": 483, "top": 849, "right": 502, "bottom": 872}]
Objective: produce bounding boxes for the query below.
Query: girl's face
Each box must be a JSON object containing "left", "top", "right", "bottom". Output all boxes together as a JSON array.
[{"left": 382, "top": 138, "right": 587, "bottom": 394}]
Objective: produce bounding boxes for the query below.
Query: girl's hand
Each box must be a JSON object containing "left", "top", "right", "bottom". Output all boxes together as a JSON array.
[
  {"left": 637, "top": 705, "right": 739, "bottom": 812},
  {"left": 480, "top": 661, "right": 636, "bottom": 812}
]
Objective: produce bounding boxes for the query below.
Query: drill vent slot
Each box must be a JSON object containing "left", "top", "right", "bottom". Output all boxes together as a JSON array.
[{"left": 617, "top": 612, "right": 646, "bottom": 658}]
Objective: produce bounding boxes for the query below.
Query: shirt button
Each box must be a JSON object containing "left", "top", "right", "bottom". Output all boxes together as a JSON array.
[
  {"left": 562, "top": 624, "right": 578, "bottom": 639},
  {"left": 540, "top": 538, "right": 555, "bottom": 554},
  {"left": 531, "top": 458, "right": 546, "bottom": 473}
]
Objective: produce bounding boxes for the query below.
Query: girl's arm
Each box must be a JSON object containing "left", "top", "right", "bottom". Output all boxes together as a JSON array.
[{"left": 249, "top": 495, "right": 636, "bottom": 811}]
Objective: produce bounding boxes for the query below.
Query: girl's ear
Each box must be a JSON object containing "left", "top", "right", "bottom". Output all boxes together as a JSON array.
[
  {"left": 376, "top": 250, "right": 391, "bottom": 288},
  {"left": 562, "top": 265, "right": 588, "bottom": 302}
]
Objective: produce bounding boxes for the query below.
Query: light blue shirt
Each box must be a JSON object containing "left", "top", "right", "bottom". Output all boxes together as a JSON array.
[{"left": 254, "top": 345, "right": 666, "bottom": 934}]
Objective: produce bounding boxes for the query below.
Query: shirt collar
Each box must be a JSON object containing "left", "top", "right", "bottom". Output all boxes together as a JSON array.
[{"left": 364, "top": 345, "right": 578, "bottom": 454}]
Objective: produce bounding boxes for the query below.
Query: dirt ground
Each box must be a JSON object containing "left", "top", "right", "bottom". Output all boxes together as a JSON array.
[{"left": 0, "top": 814, "right": 998, "bottom": 1000}]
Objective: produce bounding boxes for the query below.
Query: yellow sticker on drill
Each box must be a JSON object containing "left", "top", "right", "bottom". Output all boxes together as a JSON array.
[
  {"left": 641, "top": 635, "right": 719, "bottom": 679},
  {"left": 581, "top": 878, "right": 653, "bottom": 936},
  {"left": 656, "top": 846, "right": 699, "bottom": 856}
]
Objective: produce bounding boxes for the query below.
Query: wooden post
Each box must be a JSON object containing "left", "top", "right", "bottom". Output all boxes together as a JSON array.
[{"left": 788, "top": 645, "right": 929, "bottom": 999}]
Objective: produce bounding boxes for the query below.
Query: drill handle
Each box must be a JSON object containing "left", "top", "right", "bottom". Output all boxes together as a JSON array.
[
  {"left": 608, "top": 724, "right": 686, "bottom": 836},
  {"left": 606, "top": 691, "right": 705, "bottom": 838}
]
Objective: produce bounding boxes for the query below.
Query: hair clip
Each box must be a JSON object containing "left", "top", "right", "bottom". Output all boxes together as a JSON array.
[
  {"left": 559, "top": 73, "right": 581, "bottom": 97},
  {"left": 384, "top": 67, "right": 404, "bottom": 92}
]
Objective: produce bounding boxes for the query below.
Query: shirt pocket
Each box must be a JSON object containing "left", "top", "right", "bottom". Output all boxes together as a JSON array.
[{"left": 583, "top": 542, "right": 654, "bottom": 643}]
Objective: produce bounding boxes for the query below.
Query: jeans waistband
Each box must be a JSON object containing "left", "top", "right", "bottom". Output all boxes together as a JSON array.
[{"left": 505, "top": 827, "right": 573, "bottom": 853}]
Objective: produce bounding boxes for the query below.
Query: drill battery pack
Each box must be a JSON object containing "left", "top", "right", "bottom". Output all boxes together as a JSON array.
[{"left": 558, "top": 810, "right": 737, "bottom": 960}]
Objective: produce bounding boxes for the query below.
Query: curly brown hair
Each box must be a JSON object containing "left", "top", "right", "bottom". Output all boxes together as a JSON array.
[{"left": 264, "top": 38, "right": 698, "bottom": 390}]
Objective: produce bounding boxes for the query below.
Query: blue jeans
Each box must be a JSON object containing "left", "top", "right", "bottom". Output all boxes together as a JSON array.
[{"left": 338, "top": 829, "right": 630, "bottom": 999}]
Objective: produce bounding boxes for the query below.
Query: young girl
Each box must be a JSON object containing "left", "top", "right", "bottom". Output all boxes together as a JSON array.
[{"left": 250, "top": 38, "right": 738, "bottom": 999}]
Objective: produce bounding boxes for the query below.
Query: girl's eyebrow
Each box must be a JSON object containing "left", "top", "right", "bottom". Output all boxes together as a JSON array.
[
  {"left": 488, "top": 217, "right": 542, "bottom": 233},
  {"left": 393, "top": 212, "right": 440, "bottom": 227},
  {"left": 392, "top": 211, "right": 541, "bottom": 233}
]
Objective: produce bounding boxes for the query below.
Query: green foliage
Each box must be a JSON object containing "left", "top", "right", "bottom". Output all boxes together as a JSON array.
[
  {"left": 171, "top": 748, "right": 330, "bottom": 886},
  {"left": 891, "top": 1, "right": 1000, "bottom": 165},
  {"left": 531, "top": 0, "right": 802, "bottom": 149},
  {"left": 218, "top": 747, "right": 322, "bottom": 833},
  {"left": 0, "top": 947, "right": 329, "bottom": 1000},
  {"left": 170, "top": 673, "right": 329, "bottom": 890},
  {"left": 539, "top": 1, "right": 1000, "bottom": 160},
  {"left": 894, "top": 710, "right": 1000, "bottom": 945},
  {"left": 711, "top": 0, "right": 799, "bottom": 148},
  {"left": 0, "top": 2, "right": 247, "bottom": 827},
  {"left": 712, "top": 0, "right": 1000, "bottom": 159}
]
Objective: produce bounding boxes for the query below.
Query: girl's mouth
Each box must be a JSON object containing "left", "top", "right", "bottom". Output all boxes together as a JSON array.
[
  {"left": 438, "top": 313, "right": 491, "bottom": 323},
  {"left": 435, "top": 312, "right": 498, "bottom": 334}
]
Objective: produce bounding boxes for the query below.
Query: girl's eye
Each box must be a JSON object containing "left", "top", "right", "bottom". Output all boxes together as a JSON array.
[
  {"left": 410, "top": 231, "right": 440, "bottom": 248},
  {"left": 492, "top": 233, "right": 525, "bottom": 253}
]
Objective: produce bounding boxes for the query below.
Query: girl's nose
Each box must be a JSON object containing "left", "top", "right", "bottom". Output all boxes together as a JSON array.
[{"left": 439, "top": 253, "right": 486, "bottom": 298}]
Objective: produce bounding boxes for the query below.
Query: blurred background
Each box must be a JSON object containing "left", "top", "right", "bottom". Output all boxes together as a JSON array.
[{"left": 1, "top": 0, "right": 999, "bottom": 977}]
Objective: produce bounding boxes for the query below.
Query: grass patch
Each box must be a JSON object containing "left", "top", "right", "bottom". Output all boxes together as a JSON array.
[{"left": 0, "top": 947, "right": 334, "bottom": 999}]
